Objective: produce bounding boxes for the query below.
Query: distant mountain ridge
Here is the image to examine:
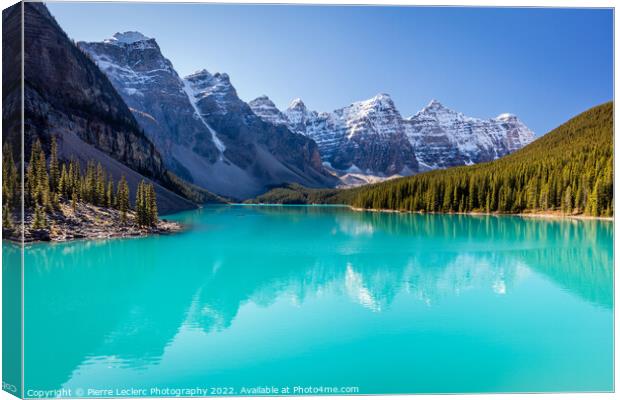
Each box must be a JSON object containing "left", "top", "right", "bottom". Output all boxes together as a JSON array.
[
  {"left": 250, "top": 95, "right": 534, "bottom": 176},
  {"left": 79, "top": 33, "right": 336, "bottom": 199}
]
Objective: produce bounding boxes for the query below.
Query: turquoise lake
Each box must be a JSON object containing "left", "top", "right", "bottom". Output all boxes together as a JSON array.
[{"left": 7, "top": 205, "right": 615, "bottom": 395}]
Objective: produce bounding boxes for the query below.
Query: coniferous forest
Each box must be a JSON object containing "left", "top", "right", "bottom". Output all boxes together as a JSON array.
[
  {"left": 2, "top": 136, "right": 160, "bottom": 237},
  {"left": 350, "top": 102, "right": 613, "bottom": 216}
]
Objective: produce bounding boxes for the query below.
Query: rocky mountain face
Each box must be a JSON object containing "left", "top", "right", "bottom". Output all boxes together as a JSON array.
[
  {"left": 6, "top": 2, "right": 196, "bottom": 213},
  {"left": 79, "top": 36, "right": 335, "bottom": 199},
  {"left": 78, "top": 32, "right": 221, "bottom": 180},
  {"left": 250, "top": 95, "right": 534, "bottom": 177},
  {"left": 247, "top": 96, "right": 289, "bottom": 126},
  {"left": 251, "top": 94, "right": 418, "bottom": 176},
  {"left": 404, "top": 100, "right": 534, "bottom": 170}
]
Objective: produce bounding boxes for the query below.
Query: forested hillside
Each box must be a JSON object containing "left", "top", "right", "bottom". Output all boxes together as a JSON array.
[{"left": 351, "top": 102, "right": 613, "bottom": 216}]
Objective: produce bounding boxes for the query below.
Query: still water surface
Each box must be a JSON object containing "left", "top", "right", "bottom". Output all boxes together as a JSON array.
[{"left": 14, "top": 205, "right": 614, "bottom": 394}]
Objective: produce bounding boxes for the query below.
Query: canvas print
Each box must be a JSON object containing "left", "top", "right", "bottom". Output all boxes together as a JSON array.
[{"left": 1, "top": 1, "right": 614, "bottom": 398}]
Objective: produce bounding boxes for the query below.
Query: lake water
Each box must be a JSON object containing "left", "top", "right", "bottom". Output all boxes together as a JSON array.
[{"left": 8, "top": 205, "right": 615, "bottom": 395}]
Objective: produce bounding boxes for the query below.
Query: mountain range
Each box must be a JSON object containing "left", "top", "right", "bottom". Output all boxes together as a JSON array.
[
  {"left": 249, "top": 95, "right": 534, "bottom": 175},
  {"left": 9, "top": 1, "right": 535, "bottom": 206},
  {"left": 79, "top": 31, "right": 534, "bottom": 198},
  {"left": 78, "top": 32, "right": 335, "bottom": 199}
]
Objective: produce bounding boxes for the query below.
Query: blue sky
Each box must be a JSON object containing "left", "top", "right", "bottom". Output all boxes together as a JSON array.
[{"left": 48, "top": 2, "right": 613, "bottom": 135}]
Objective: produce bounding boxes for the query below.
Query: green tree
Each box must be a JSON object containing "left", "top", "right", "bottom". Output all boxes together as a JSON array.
[
  {"left": 562, "top": 186, "right": 573, "bottom": 214},
  {"left": 116, "top": 175, "right": 130, "bottom": 224},
  {"left": 26, "top": 140, "right": 40, "bottom": 206},
  {"left": 147, "top": 184, "right": 158, "bottom": 226},
  {"left": 106, "top": 179, "right": 114, "bottom": 208},
  {"left": 2, "top": 142, "right": 19, "bottom": 210},
  {"left": 96, "top": 163, "right": 106, "bottom": 206},
  {"left": 135, "top": 181, "right": 145, "bottom": 226},
  {"left": 71, "top": 189, "right": 78, "bottom": 211},
  {"left": 49, "top": 136, "right": 60, "bottom": 193},
  {"left": 32, "top": 205, "right": 48, "bottom": 230},
  {"left": 2, "top": 204, "right": 13, "bottom": 232}
]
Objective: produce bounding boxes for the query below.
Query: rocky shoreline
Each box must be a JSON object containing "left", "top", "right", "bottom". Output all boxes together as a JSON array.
[{"left": 3, "top": 203, "right": 184, "bottom": 243}]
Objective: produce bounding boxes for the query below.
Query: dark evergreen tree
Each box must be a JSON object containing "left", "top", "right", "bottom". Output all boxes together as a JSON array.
[
  {"left": 96, "top": 163, "right": 106, "bottom": 206},
  {"left": 148, "top": 184, "right": 158, "bottom": 226},
  {"left": 2, "top": 142, "right": 19, "bottom": 211},
  {"left": 2, "top": 204, "right": 14, "bottom": 232},
  {"left": 116, "top": 175, "right": 130, "bottom": 224},
  {"left": 49, "top": 136, "right": 60, "bottom": 193},
  {"left": 32, "top": 205, "right": 48, "bottom": 230},
  {"left": 106, "top": 179, "right": 114, "bottom": 208}
]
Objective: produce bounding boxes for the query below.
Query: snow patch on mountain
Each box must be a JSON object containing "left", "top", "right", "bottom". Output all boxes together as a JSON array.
[
  {"left": 184, "top": 69, "right": 234, "bottom": 115},
  {"left": 247, "top": 96, "right": 289, "bottom": 126},
  {"left": 104, "top": 31, "right": 151, "bottom": 45},
  {"left": 182, "top": 78, "right": 227, "bottom": 155}
]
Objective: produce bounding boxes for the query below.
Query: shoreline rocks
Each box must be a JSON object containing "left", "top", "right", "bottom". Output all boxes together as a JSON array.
[{"left": 2, "top": 202, "right": 184, "bottom": 243}]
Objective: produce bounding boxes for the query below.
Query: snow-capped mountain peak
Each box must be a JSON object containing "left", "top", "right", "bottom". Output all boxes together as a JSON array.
[
  {"left": 186, "top": 68, "right": 212, "bottom": 79},
  {"left": 284, "top": 97, "right": 317, "bottom": 133},
  {"left": 370, "top": 92, "right": 393, "bottom": 103},
  {"left": 104, "top": 31, "right": 151, "bottom": 45},
  {"left": 496, "top": 113, "right": 517, "bottom": 121},
  {"left": 183, "top": 70, "right": 236, "bottom": 114},
  {"left": 415, "top": 99, "right": 463, "bottom": 119},
  {"left": 248, "top": 96, "right": 289, "bottom": 126},
  {"left": 288, "top": 98, "right": 307, "bottom": 111},
  {"left": 425, "top": 99, "right": 444, "bottom": 109},
  {"left": 342, "top": 93, "right": 398, "bottom": 119}
]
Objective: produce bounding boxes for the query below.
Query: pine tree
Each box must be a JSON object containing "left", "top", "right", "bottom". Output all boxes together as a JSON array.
[
  {"left": 58, "top": 164, "right": 68, "bottom": 198},
  {"left": 148, "top": 184, "right": 158, "bottom": 226},
  {"left": 133, "top": 181, "right": 158, "bottom": 227},
  {"left": 25, "top": 139, "right": 51, "bottom": 210},
  {"left": 71, "top": 189, "right": 78, "bottom": 211},
  {"left": 35, "top": 142, "right": 51, "bottom": 209},
  {"left": 85, "top": 161, "right": 96, "bottom": 204},
  {"left": 32, "top": 205, "right": 48, "bottom": 230},
  {"left": 96, "top": 163, "right": 106, "bottom": 206},
  {"left": 2, "top": 204, "right": 13, "bottom": 232},
  {"left": 2, "top": 142, "right": 19, "bottom": 210},
  {"left": 26, "top": 140, "right": 40, "bottom": 206},
  {"left": 135, "top": 181, "right": 145, "bottom": 226},
  {"left": 68, "top": 159, "right": 81, "bottom": 200},
  {"left": 562, "top": 186, "right": 573, "bottom": 214},
  {"left": 116, "top": 175, "right": 130, "bottom": 224},
  {"left": 106, "top": 179, "right": 114, "bottom": 208},
  {"left": 49, "top": 136, "right": 60, "bottom": 193}
]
